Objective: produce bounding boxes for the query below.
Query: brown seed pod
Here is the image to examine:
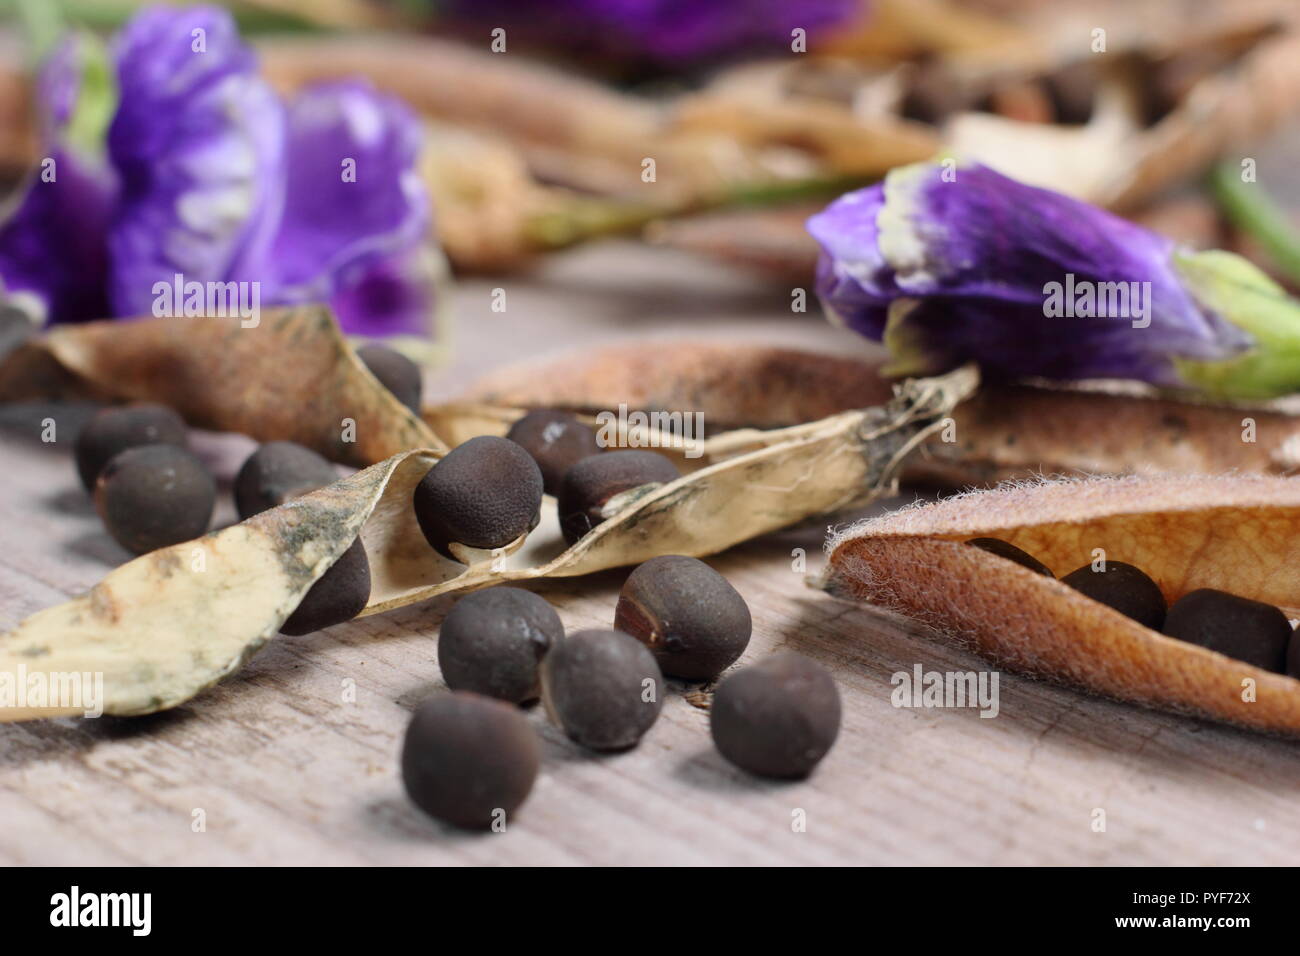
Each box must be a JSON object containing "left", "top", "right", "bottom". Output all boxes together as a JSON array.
[
  {"left": 541, "top": 628, "right": 663, "bottom": 751},
  {"left": 413, "top": 436, "right": 544, "bottom": 559},
  {"left": 93, "top": 445, "right": 215, "bottom": 556},
  {"left": 824, "top": 474, "right": 1300, "bottom": 735},
  {"left": 558, "top": 450, "right": 680, "bottom": 545},
  {"left": 357, "top": 343, "right": 423, "bottom": 414},
  {"left": 235, "top": 441, "right": 339, "bottom": 519},
  {"left": 400, "top": 691, "right": 540, "bottom": 830},
  {"left": 614, "top": 555, "right": 751, "bottom": 680},
  {"left": 438, "top": 587, "right": 562, "bottom": 703},
  {"left": 505, "top": 409, "right": 602, "bottom": 496},
  {"left": 710, "top": 652, "right": 841, "bottom": 779},
  {"left": 75, "top": 403, "right": 188, "bottom": 490},
  {"left": 280, "top": 538, "right": 371, "bottom": 636}
]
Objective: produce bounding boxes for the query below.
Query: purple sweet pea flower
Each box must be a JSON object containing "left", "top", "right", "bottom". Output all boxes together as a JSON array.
[
  {"left": 807, "top": 160, "right": 1300, "bottom": 398},
  {"left": 449, "top": 0, "right": 862, "bottom": 65},
  {"left": 0, "top": 5, "right": 436, "bottom": 340}
]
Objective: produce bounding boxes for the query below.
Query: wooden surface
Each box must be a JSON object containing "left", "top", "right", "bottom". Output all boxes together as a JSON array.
[{"left": 2, "top": 241, "right": 1299, "bottom": 866}]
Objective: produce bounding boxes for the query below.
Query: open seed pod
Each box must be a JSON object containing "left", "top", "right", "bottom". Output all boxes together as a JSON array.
[{"left": 823, "top": 474, "right": 1300, "bottom": 734}]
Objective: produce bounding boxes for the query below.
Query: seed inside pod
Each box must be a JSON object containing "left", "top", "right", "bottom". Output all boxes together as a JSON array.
[
  {"left": 280, "top": 538, "right": 371, "bottom": 636},
  {"left": 401, "top": 691, "right": 540, "bottom": 830},
  {"left": 540, "top": 628, "right": 663, "bottom": 751},
  {"left": 1288, "top": 630, "right": 1300, "bottom": 680},
  {"left": 357, "top": 343, "right": 423, "bottom": 414},
  {"left": 75, "top": 403, "right": 188, "bottom": 490},
  {"left": 413, "top": 436, "right": 544, "bottom": 559},
  {"left": 967, "top": 537, "right": 1054, "bottom": 577},
  {"left": 710, "top": 652, "right": 841, "bottom": 779},
  {"left": 234, "top": 441, "right": 338, "bottom": 519},
  {"left": 93, "top": 444, "right": 215, "bottom": 555},
  {"left": 438, "top": 586, "right": 562, "bottom": 703},
  {"left": 1061, "top": 560, "right": 1166, "bottom": 630},
  {"left": 558, "top": 450, "right": 680, "bottom": 545},
  {"left": 505, "top": 409, "right": 602, "bottom": 497},
  {"left": 614, "top": 555, "right": 752, "bottom": 680},
  {"left": 1162, "top": 588, "right": 1290, "bottom": 673}
]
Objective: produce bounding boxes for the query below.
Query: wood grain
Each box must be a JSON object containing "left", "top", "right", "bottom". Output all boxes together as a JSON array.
[{"left": 2, "top": 242, "right": 1298, "bottom": 865}]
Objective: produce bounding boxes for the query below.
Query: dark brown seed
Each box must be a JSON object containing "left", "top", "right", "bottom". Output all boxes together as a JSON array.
[
  {"left": 1162, "top": 589, "right": 1290, "bottom": 673},
  {"left": 357, "top": 343, "right": 423, "bottom": 414},
  {"left": 614, "top": 555, "right": 752, "bottom": 680},
  {"left": 710, "top": 652, "right": 840, "bottom": 779},
  {"left": 280, "top": 538, "right": 371, "bottom": 636},
  {"left": 557, "top": 450, "right": 679, "bottom": 545},
  {"left": 93, "top": 445, "right": 215, "bottom": 555},
  {"left": 413, "top": 436, "right": 544, "bottom": 559},
  {"left": 968, "top": 537, "right": 1054, "bottom": 577},
  {"left": 438, "top": 587, "right": 562, "bottom": 703},
  {"left": 1288, "top": 629, "right": 1300, "bottom": 680},
  {"left": 505, "top": 409, "right": 602, "bottom": 496},
  {"left": 1062, "top": 560, "right": 1166, "bottom": 630},
  {"left": 234, "top": 441, "right": 338, "bottom": 519},
  {"left": 401, "top": 692, "right": 540, "bottom": 829},
  {"left": 541, "top": 628, "right": 663, "bottom": 751},
  {"left": 75, "top": 403, "right": 188, "bottom": 490}
]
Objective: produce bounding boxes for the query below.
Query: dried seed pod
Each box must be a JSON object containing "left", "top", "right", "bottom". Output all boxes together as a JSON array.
[
  {"left": 968, "top": 537, "right": 1053, "bottom": 577},
  {"left": 358, "top": 343, "right": 423, "bottom": 414},
  {"left": 75, "top": 403, "right": 188, "bottom": 490},
  {"left": 505, "top": 409, "right": 602, "bottom": 496},
  {"left": 235, "top": 441, "right": 339, "bottom": 518},
  {"left": 1062, "top": 561, "right": 1166, "bottom": 631},
  {"left": 614, "top": 555, "right": 751, "bottom": 680},
  {"left": 541, "top": 628, "right": 663, "bottom": 751},
  {"left": 93, "top": 445, "right": 215, "bottom": 555},
  {"left": 558, "top": 450, "right": 680, "bottom": 545},
  {"left": 438, "top": 586, "right": 562, "bottom": 703},
  {"left": 1162, "top": 589, "right": 1290, "bottom": 673},
  {"left": 401, "top": 692, "right": 540, "bottom": 830},
  {"left": 710, "top": 652, "right": 841, "bottom": 779},
  {"left": 413, "top": 436, "right": 544, "bottom": 559},
  {"left": 280, "top": 538, "right": 371, "bottom": 636},
  {"left": 823, "top": 475, "right": 1300, "bottom": 735}
]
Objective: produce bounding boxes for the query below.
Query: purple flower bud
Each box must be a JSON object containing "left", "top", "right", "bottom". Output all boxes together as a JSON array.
[{"left": 806, "top": 161, "right": 1300, "bottom": 398}]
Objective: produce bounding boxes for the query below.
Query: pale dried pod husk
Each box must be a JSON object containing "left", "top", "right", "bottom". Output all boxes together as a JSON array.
[{"left": 823, "top": 474, "right": 1300, "bottom": 734}]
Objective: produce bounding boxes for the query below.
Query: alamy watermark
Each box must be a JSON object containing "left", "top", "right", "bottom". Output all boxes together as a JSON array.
[
  {"left": 1043, "top": 273, "right": 1151, "bottom": 328},
  {"left": 0, "top": 664, "right": 104, "bottom": 717},
  {"left": 152, "top": 273, "right": 261, "bottom": 328},
  {"left": 891, "top": 664, "right": 999, "bottom": 718},
  {"left": 595, "top": 404, "right": 705, "bottom": 459}
]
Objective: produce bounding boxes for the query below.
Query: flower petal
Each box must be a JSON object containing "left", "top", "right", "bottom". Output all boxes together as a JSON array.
[
  {"left": 265, "top": 80, "right": 429, "bottom": 303},
  {"left": 106, "top": 4, "right": 285, "bottom": 315}
]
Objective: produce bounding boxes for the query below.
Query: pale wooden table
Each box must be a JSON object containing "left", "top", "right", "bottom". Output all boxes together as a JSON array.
[{"left": 2, "top": 241, "right": 1297, "bottom": 866}]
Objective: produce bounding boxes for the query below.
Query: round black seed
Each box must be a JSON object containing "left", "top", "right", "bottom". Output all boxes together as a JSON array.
[
  {"left": 710, "top": 652, "right": 840, "bottom": 779},
  {"left": 438, "top": 587, "right": 563, "bottom": 703},
  {"left": 234, "top": 441, "right": 338, "bottom": 519},
  {"left": 357, "top": 343, "right": 423, "bottom": 414},
  {"left": 1062, "top": 560, "right": 1166, "bottom": 630},
  {"left": 280, "top": 538, "right": 371, "bottom": 636},
  {"left": 75, "top": 403, "right": 188, "bottom": 490},
  {"left": 558, "top": 450, "right": 680, "bottom": 545},
  {"left": 541, "top": 628, "right": 663, "bottom": 751},
  {"left": 401, "top": 691, "right": 540, "bottom": 829},
  {"left": 413, "top": 436, "right": 544, "bottom": 559},
  {"left": 968, "top": 537, "right": 1054, "bottom": 577},
  {"left": 93, "top": 445, "right": 215, "bottom": 555},
  {"left": 1287, "top": 629, "right": 1300, "bottom": 680},
  {"left": 1162, "top": 588, "right": 1290, "bottom": 673},
  {"left": 614, "top": 555, "right": 752, "bottom": 680},
  {"left": 505, "top": 409, "right": 602, "bottom": 497}
]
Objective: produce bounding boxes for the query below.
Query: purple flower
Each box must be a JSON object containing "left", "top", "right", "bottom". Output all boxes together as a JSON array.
[
  {"left": 0, "top": 5, "right": 436, "bottom": 339},
  {"left": 808, "top": 161, "right": 1300, "bottom": 399},
  {"left": 449, "top": 0, "right": 862, "bottom": 65}
]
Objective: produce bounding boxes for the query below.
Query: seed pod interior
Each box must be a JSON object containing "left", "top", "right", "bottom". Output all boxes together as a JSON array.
[{"left": 824, "top": 475, "right": 1300, "bottom": 734}]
